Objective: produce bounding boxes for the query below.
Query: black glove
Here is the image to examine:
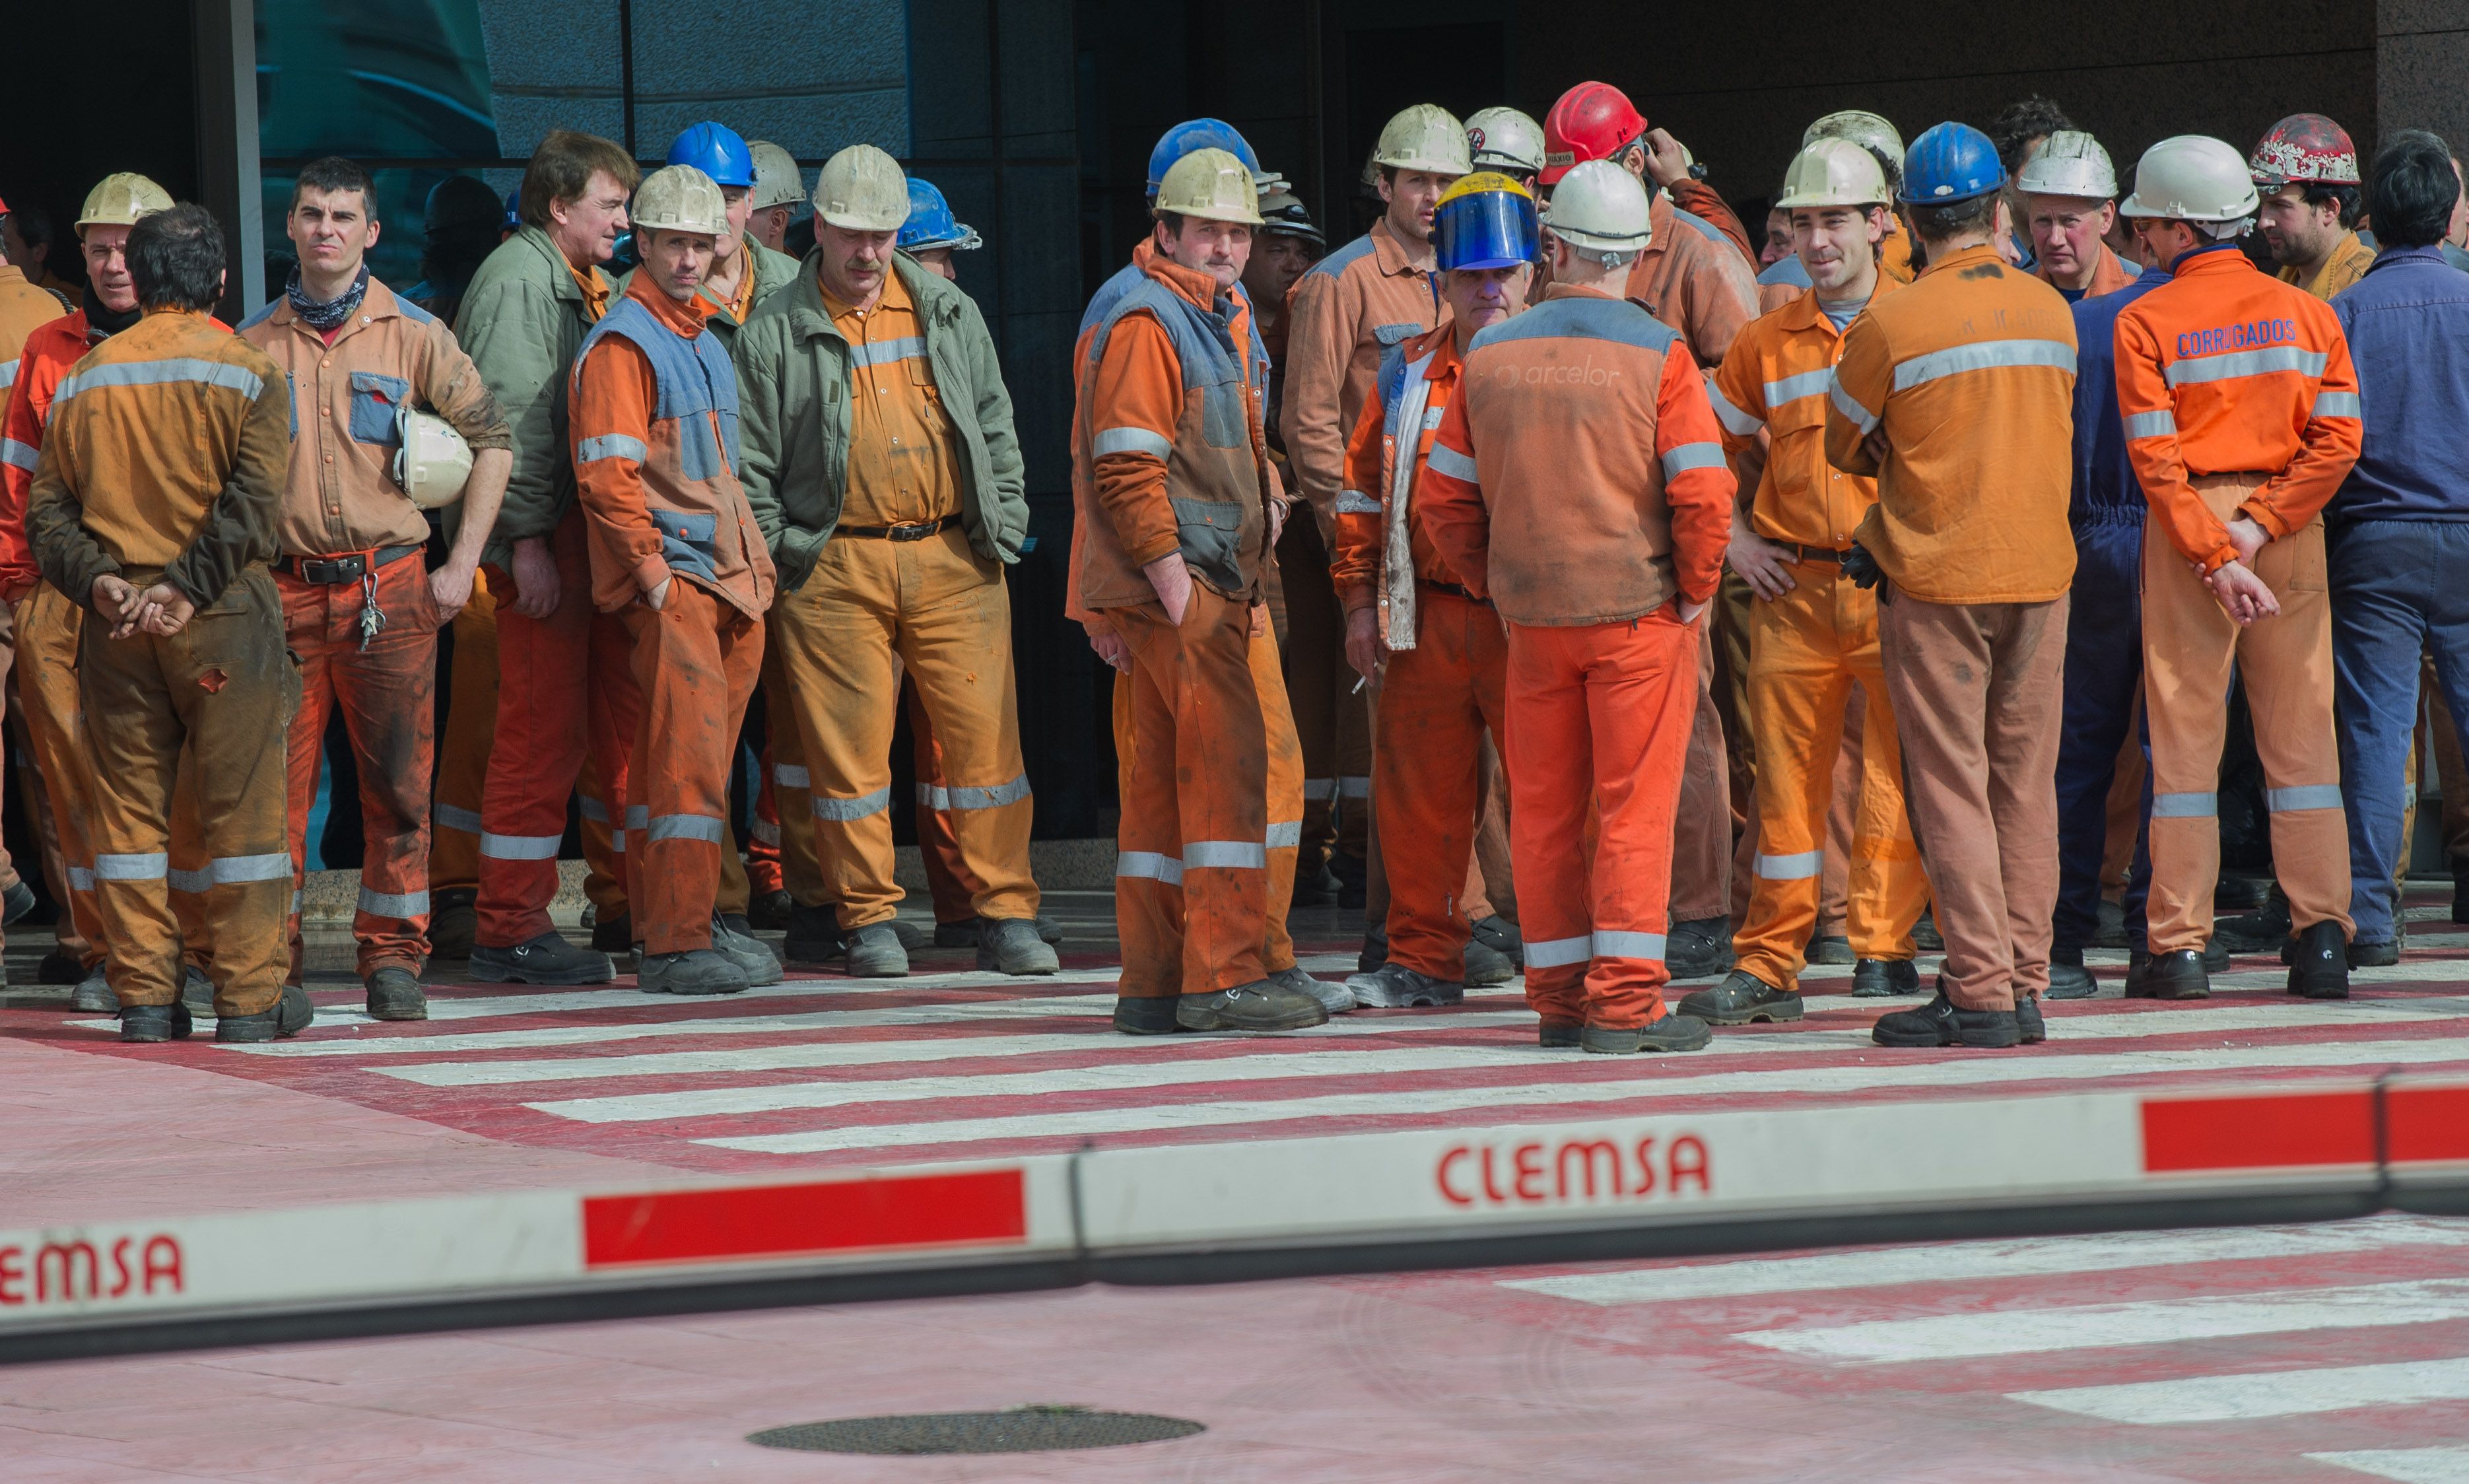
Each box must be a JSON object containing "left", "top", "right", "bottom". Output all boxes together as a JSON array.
[{"left": 1843, "top": 541, "right": 1883, "bottom": 591}]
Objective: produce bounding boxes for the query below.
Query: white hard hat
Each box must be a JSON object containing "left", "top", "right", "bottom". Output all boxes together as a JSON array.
[
  {"left": 2015, "top": 130, "right": 2118, "bottom": 200},
  {"left": 813, "top": 145, "right": 910, "bottom": 232},
  {"left": 394, "top": 407, "right": 474, "bottom": 510},
  {"left": 77, "top": 173, "right": 173, "bottom": 230},
  {"left": 2119, "top": 135, "right": 2260, "bottom": 222},
  {"left": 1375, "top": 104, "right": 1473, "bottom": 176},
  {"left": 1466, "top": 107, "right": 1546, "bottom": 176},
  {"left": 632, "top": 165, "right": 726, "bottom": 236},
  {"left": 1804, "top": 112, "right": 1905, "bottom": 167},
  {"left": 1541, "top": 158, "right": 1652, "bottom": 252},
  {"left": 1153, "top": 148, "right": 1264, "bottom": 225},
  {"left": 746, "top": 141, "right": 806, "bottom": 211},
  {"left": 1775, "top": 138, "right": 1889, "bottom": 209}
]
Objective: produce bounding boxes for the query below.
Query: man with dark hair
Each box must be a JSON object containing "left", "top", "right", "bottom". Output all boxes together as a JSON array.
[
  {"left": 26, "top": 204, "right": 304, "bottom": 1044},
  {"left": 454, "top": 129, "right": 642, "bottom": 986},
  {"left": 2329, "top": 130, "right": 2469, "bottom": 962},
  {"left": 242, "top": 155, "right": 512, "bottom": 1021},
  {"left": 1, "top": 203, "right": 81, "bottom": 310},
  {"left": 2251, "top": 114, "right": 2374, "bottom": 300}
]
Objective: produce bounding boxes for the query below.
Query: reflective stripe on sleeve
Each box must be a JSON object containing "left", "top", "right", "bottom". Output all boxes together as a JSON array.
[
  {"left": 433, "top": 803, "right": 483, "bottom": 834},
  {"left": 576, "top": 434, "right": 647, "bottom": 464},
  {"left": 1660, "top": 442, "right": 1727, "bottom": 479},
  {"left": 2311, "top": 390, "right": 2361, "bottom": 419},
  {"left": 1756, "top": 850, "right": 1822, "bottom": 881},
  {"left": 1, "top": 438, "right": 40, "bottom": 473},
  {"left": 1093, "top": 426, "right": 1173, "bottom": 459},
  {"left": 1425, "top": 442, "right": 1478, "bottom": 483},
  {"left": 1707, "top": 381, "right": 1763, "bottom": 436},
  {"left": 1829, "top": 375, "right": 1880, "bottom": 435},
  {"left": 2123, "top": 409, "right": 2178, "bottom": 439}
]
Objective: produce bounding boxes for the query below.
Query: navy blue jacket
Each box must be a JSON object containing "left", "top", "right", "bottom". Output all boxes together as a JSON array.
[
  {"left": 2068, "top": 264, "right": 2171, "bottom": 529},
  {"left": 2333, "top": 246, "right": 2469, "bottom": 522}
]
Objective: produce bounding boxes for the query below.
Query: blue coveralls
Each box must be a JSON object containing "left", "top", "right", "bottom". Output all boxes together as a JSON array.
[{"left": 2051, "top": 265, "right": 2171, "bottom": 957}]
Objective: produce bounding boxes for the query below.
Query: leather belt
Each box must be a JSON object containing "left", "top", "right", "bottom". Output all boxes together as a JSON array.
[
  {"left": 285, "top": 545, "right": 423, "bottom": 584},
  {"left": 837, "top": 514, "right": 960, "bottom": 542},
  {"left": 1418, "top": 577, "right": 1490, "bottom": 606},
  {"left": 1778, "top": 543, "right": 1852, "bottom": 565}
]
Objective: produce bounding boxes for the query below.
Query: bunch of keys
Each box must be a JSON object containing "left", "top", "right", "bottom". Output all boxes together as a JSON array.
[{"left": 356, "top": 569, "right": 388, "bottom": 652}]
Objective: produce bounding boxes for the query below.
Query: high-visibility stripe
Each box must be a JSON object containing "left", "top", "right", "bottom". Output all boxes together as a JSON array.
[
  {"left": 93, "top": 852, "right": 168, "bottom": 881},
  {"left": 1420, "top": 405, "right": 1445, "bottom": 431},
  {"left": 1661, "top": 442, "right": 1727, "bottom": 479},
  {"left": 358, "top": 887, "right": 430, "bottom": 918},
  {"left": 577, "top": 795, "right": 612, "bottom": 824},
  {"left": 1266, "top": 820, "right": 1301, "bottom": 849},
  {"left": 67, "top": 866, "right": 95, "bottom": 892},
  {"left": 1757, "top": 850, "right": 1823, "bottom": 881},
  {"left": 166, "top": 853, "right": 292, "bottom": 891},
  {"left": 1116, "top": 851, "right": 1184, "bottom": 885},
  {"left": 2165, "top": 345, "right": 2329, "bottom": 388},
  {"left": 55, "top": 356, "right": 265, "bottom": 405},
  {"left": 2123, "top": 409, "right": 2178, "bottom": 439},
  {"left": 2268, "top": 784, "right": 2344, "bottom": 813},
  {"left": 1334, "top": 490, "right": 1382, "bottom": 515},
  {"left": 1829, "top": 378, "right": 1880, "bottom": 435},
  {"left": 623, "top": 805, "right": 650, "bottom": 830},
  {"left": 1184, "top": 840, "right": 1267, "bottom": 870},
  {"left": 0, "top": 359, "right": 14, "bottom": 389},
  {"left": 846, "top": 335, "right": 928, "bottom": 368},
  {"left": 434, "top": 803, "right": 483, "bottom": 834},
  {"left": 576, "top": 434, "right": 646, "bottom": 464},
  {"left": 1707, "top": 382, "right": 1763, "bottom": 436},
  {"left": 646, "top": 813, "right": 726, "bottom": 843},
  {"left": 1337, "top": 776, "right": 1371, "bottom": 799},
  {"left": 750, "top": 819, "right": 782, "bottom": 846},
  {"left": 1891, "top": 338, "right": 2076, "bottom": 391},
  {"left": 481, "top": 832, "right": 563, "bottom": 860},
  {"left": 773, "top": 763, "right": 811, "bottom": 789},
  {"left": 1094, "top": 426, "right": 1172, "bottom": 459},
  {"left": 1765, "top": 367, "right": 1836, "bottom": 407},
  {"left": 916, "top": 774, "right": 1033, "bottom": 811},
  {"left": 2312, "top": 390, "right": 2361, "bottom": 419},
  {"left": 2153, "top": 791, "right": 2217, "bottom": 819},
  {"left": 1425, "top": 442, "right": 1478, "bottom": 483},
  {"left": 812, "top": 787, "right": 892, "bottom": 821},
  {"left": 0, "top": 438, "right": 35, "bottom": 473},
  {"left": 1301, "top": 778, "right": 1337, "bottom": 801},
  {"left": 1592, "top": 930, "right": 1666, "bottom": 962},
  {"left": 1524, "top": 934, "right": 1594, "bottom": 969}
]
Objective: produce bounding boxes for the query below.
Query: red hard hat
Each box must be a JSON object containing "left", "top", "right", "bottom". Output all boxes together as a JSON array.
[
  {"left": 2248, "top": 112, "right": 2359, "bottom": 188},
  {"left": 1541, "top": 81, "right": 1646, "bottom": 186}
]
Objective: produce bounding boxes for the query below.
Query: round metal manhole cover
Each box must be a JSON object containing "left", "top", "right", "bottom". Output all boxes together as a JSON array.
[{"left": 749, "top": 1406, "right": 1203, "bottom": 1455}]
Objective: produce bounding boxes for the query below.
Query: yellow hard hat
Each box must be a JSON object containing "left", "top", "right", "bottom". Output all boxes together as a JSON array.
[
  {"left": 77, "top": 173, "right": 173, "bottom": 230},
  {"left": 813, "top": 145, "right": 910, "bottom": 232},
  {"left": 1375, "top": 104, "right": 1473, "bottom": 176},
  {"left": 633, "top": 166, "right": 727, "bottom": 236},
  {"left": 1153, "top": 148, "right": 1264, "bottom": 225},
  {"left": 1775, "top": 139, "right": 1889, "bottom": 210}
]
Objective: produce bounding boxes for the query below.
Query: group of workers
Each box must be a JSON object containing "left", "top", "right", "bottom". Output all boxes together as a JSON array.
[
  {"left": 0, "top": 81, "right": 2457, "bottom": 1055},
  {"left": 1078, "top": 84, "right": 2469, "bottom": 1054}
]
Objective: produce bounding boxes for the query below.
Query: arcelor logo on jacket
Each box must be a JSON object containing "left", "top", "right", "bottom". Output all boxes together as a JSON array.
[{"left": 1479, "top": 353, "right": 1623, "bottom": 388}]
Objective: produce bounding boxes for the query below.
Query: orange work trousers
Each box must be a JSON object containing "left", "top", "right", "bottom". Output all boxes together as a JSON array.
[
  {"left": 82, "top": 570, "right": 296, "bottom": 1015},
  {"left": 1112, "top": 604, "right": 1301, "bottom": 974},
  {"left": 475, "top": 510, "right": 638, "bottom": 947},
  {"left": 1114, "top": 588, "right": 1271, "bottom": 997},
  {"left": 1505, "top": 611, "right": 1699, "bottom": 1030},
  {"left": 279, "top": 556, "right": 436, "bottom": 976},
  {"left": 907, "top": 678, "right": 988, "bottom": 925},
  {"left": 756, "top": 636, "right": 829, "bottom": 906},
  {"left": 428, "top": 580, "right": 495, "bottom": 894},
  {"left": 1670, "top": 620, "right": 1732, "bottom": 922},
  {"left": 2142, "top": 473, "right": 2350, "bottom": 952},
  {"left": 1877, "top": 588, "right": 2068, "bottom": 1011},
  {"left": 1375, "top": 588, "right": 1509, "bottom": 980},
  {"left": 619, "top": 582, "right": 763, "bottom": 954},
  {"left": 1734, "top": 564, "right": 1928, "bottom": 990}
]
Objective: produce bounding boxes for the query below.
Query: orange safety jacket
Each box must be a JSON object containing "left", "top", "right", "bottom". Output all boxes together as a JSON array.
[
  {"left": 1077, "top": 254, "right": 1275, "bottom": 609},
  {"left": 1331, "top": 320, "right": 1475, "bottom": 647},
  {"left": 1710, "top": 275, "right": 1901, "bottom": 550},
  {"left": 1420, "top": 283, "right": 1733, "bottom": 626},
  {"left": 569, "top": 275, "right": 775, "bottom": 619},
  {"left": 2113, "top": 242, "right": 2363, "bottom": 574},
  {"left": 1625, "top": 191, "right": 1763, "bottom": 370},
  {"left": 1278, "top": 215, "right": 1442, "bottom": 527}
]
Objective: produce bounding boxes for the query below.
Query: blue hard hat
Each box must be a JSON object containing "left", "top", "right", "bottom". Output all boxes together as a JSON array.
[
  {"left": 1147, "top": 119, "right": 1261, "bottom": 199},
  {"left": 1433, "top": 173, "right": 1539, "bottom": 271},
  {"left": 1899, "top": 121, "right": 2005, "bottom": 205},
  {"left": 898, "top": 177, "right": 983, "bottom": 253},
  {"left": 665, "top": 121, "right": 757, "bottom": 189}
]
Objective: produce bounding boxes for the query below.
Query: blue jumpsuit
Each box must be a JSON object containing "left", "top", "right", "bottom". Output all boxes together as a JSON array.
[{"left": 2052, "top": 265, "right": 2171, "bottom": 957}]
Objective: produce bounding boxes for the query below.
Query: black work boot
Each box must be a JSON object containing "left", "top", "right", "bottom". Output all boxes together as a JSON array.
[
  {"left": 426, "top": 886, "right": 478, "bottom": 959},
  {"left": 976, "top": 918, "right": 1060, "bottom": 976},
  {"left": 747, "top": 890, "right": 795, "bottom": 931},
  {"left": 2015, "top": 995, "right": 2047, "bottom": 1045},
  {"left": 1357, "top": 921, "right": 1390, "bottom": 974},
  {"left": 1345, "top": 963, "right": 1464, "bottom": 1008},
  {"left": 1112, "top": 994, "right": 1181, "bottom": 1035},
  {"left": 1666, "top": 916, "right": 1735, "bottom": 980},
  {"left": 933, "top": 918, "right": 980, "bottom": 948},
  {"left": 843, "top": 922, "right": 910, "bottom": 978},
  {"left": 2204, "top": 937, "right": 2229, "bottom": 972},
  {"left": 2287, "top": 920, "right": 2350, "bottom": 999},
  {"left": 1678, "top": 969, "right": 1803, "bottom": 1025},
  {"left": 217, "top": 982, "right": 315, "bottom": 1043},
  {"left": 38, "top": 947, "right": 86, "bottom": 986},
  {"left": 1176, "top": 978, "right": 1328, "bottom": 1032},
  {"left": 782, "top": 903, "right": 845, "bottom": 964},
  {"left": 2347, "top": 933, "right": 2400, "bottom": 968},
  {"left": 588, "top": 911, "right": 633, "bottom": 953},
  {"left": 1538, "top": 1019, "right": 1584, "bottom": 1048},
  {"left": 2045, "top": 947, "right": 2099, "bottom": 1000},
  {"left": 1582, "top": 1011, "right": 1712, "bottom": 1054},
  {"left": 1, "top": 879, "right": 36, "bottom": 926},
  {"left": 2126, "top": 947, "right": 2209, "bottom": 999},
  {"left": 2213, "top": 890, "right": 2291, "bottom": 954},
  {"left": 1852, "top": 958, "right": 1922, "bottom": 997},
  {"left": 364, "top": 966, "right": 427, "bottom": 1021},
  {"left": 1462, "top": 938, "right": 1516, "bottom": 987},
  {"left": 1871, "top": 984, "right": 2021, "bottom": 1048},
  {"left": 1332, "top": 851, "right": 1368, "bottom": 910},
  {"left": 118, "top": 1002, "right": 192, "bottom": 1043},
  {"left": 1471, "top": 914, "right": 1522, "bottom": 966},
  {"left": 469, "top": 931, "right": 614, "bottom": 986},
  {"left": 1805, "top": 933, "right": 1855, "bottom": 965}
]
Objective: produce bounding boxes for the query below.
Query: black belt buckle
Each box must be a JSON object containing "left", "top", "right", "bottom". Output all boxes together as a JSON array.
[
  {"left": 298, "top": 553, "right": 369, "bottom": 584},
  {"left": 887, "top": 520, "right": 940, "bottom": 543}
]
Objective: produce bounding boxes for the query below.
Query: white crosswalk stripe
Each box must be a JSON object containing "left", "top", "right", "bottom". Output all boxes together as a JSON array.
[
  {"left": 2011, "top": 1356, "right": 2469, "bottom": 1424},
  {"left": 2311, "top": 1447, "right": 2469, "bottom": 1483}
]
